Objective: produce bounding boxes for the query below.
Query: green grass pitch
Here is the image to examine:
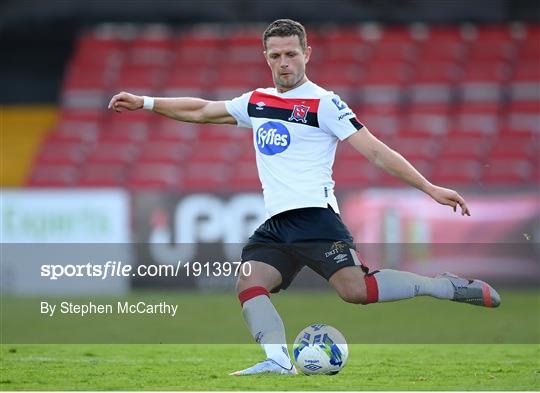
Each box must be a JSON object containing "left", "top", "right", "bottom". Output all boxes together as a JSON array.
[
  {"left": 1, "top": 344, "right": 538, "bottom": 390},
  {"left": 1, "top": 290, "right": 539, "bottom": 390}
]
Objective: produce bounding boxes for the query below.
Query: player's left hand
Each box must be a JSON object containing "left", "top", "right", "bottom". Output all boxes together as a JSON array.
[{"left": 427, "top": 185, "right": 471, "bottom": 216}]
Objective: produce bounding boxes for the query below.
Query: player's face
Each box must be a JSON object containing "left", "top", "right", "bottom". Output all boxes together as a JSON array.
[{"left": 264, "top": 35, "right": 311, "bottom": 93}]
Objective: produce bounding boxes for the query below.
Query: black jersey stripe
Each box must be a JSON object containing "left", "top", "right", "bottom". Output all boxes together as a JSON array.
[{"left": 248, "top": 104, "right": 319, "bottom": 128}]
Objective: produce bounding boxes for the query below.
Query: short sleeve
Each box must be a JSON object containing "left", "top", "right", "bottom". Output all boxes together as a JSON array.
[
  {"left": 319, "top": 94, "right": 364, "bottom": 141},
  {"left": 225, "top": 91, "right": 253, "bottom": 129}
]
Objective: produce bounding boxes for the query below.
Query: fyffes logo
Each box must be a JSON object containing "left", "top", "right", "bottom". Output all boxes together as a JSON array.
[{"left": 256, "top": 121, "right": 290, "bottom": 155}]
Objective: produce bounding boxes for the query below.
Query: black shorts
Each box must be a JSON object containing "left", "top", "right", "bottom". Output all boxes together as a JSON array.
[{"left": 241, "top": 206, "right": 365, "bottom": 293}]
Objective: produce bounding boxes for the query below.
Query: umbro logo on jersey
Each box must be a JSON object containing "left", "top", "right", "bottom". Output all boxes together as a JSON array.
[
  {"left": 256, "top": 121, "right": 290, "bottom": 156},
  {"left": 256, "top": 101, "right": 266, "bottom": 110},
  {"left": 288, "top": 104, "right": 310, "bottom": 123}
]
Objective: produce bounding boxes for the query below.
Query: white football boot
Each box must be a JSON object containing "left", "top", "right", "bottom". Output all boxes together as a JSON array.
[
  {"left": 230, "top": 358, "right": 298, "bottom": 376},
  {"left": 438, "top": 272, "right": 501, "bottom": 307}
]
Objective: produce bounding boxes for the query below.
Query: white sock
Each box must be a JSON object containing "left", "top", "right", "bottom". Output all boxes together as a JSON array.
[
  {"left": 242, "top": 294, "right": 292, "bottom": 368},
  {"left": 371, "top": 269, "right": 454, "bottom": 302}
]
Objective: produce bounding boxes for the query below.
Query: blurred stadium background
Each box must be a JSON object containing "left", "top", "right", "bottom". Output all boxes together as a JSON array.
[{"left": 1, "top": 0, "right": 539, "bottom": 299}]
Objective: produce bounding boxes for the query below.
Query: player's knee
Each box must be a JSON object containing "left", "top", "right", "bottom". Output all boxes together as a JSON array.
[
  {"left": 235, "top": 264, "right": 265, "bottom": 294},
  {"left": 338, "top": 284, "right": 366, "bottom": 304}
]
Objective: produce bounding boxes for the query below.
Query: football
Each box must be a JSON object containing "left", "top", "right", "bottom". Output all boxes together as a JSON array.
[{"left": 292, "top": 324, "right": 348, "bottom": 375}]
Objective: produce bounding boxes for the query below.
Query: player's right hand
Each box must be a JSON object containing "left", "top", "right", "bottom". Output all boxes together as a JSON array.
[{"left": 108, "top": 92, "right": 143, "bottom": 112}]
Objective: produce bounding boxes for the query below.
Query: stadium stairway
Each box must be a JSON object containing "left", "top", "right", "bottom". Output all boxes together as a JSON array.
[{"left": 1, "top": 106, "right": 58, "bottom": 187}]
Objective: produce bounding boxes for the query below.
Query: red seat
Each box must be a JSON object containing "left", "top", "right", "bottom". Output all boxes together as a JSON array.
[
  {"left": 78, "top": 163, "right": 127, "bottom": 187},
  {"left": 198, "top": 124, "right": 247, "bottom": 142},
  {"left": 426, "top": 26, "right": 465, "bottom": 43},
  {"left": 475, "top": 25, "right": 514, "bottom": 42},
  {"left": 189, "top": 141, "right": 242, "bottom": 163},
  {"left": 403, "top": 112, "right": 449, "bottom": 136},
  {"left": 333, "top": 159, "right": 376, "bottom": 189},
  {"left": 466, "top": 41, "right": 516, "bottom": 63},
  {"left": 181, "top": 162, "right": 229, "bottom": 191},
  {"left": 359, "top": 113, "right": 400, "bottom": 137},
  {"left": 152, "top": 120, "right": 199, "bottom": 143},
  {"left": 387, "top": 137, "right": 439, "bottom": 160},
  {"left": 101, "top": 119, "right": 149, "bottom": 142},
  {"left": 438, "top": 136, "right": 488, "bottom": 160},
  {"left": 431, "top": 160, "right": 481, "bottom": 185},
  {"left": 417, "top": 42, "right": 466, "bottom": 63},
  {"left": 27, "top": 164, "right": 78, "bottom": 187},
  {"left": 87, "top": 143, "right": 139, "bottom": 165},
  {"left": 459, "top": 62, "right": 509, "bottom": 103},
  {"left": 229, "top": 162, "right": 261, "bottom": 191},
  {"left": 509, "top": 61, "right": 540, "bottom": 101},
  {"left": 48, "top": 121, "right": 101, "bottom": 143},
  {"left": 482, "top": 158, "right": 534, "bottom": 185},
  {"left": 505, "top": 111, "right": 540, "bottom": 135},
  {"left": 454, "top": 109, "right": 500, "bottom": 136},
  {"left": 489, "top": 136, "right": 537, "bottom": 159},
  {"left": 35, "top": 142, "right": 88, "bottom": 165},
  {"left": 127, "top": 163, "right": 182, "bottom": 189},
  {"left": 137, "top": 141, "right": 190, "bottom": 164}
]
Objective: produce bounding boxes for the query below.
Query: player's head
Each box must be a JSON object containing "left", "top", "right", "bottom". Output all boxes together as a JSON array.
[{"left": 263, "top": 19, "right": 311, "bottom": 92}]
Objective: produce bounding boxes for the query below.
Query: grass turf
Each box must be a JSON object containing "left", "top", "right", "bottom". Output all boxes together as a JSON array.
[
  {"left": 1, "top": 344, "right": 538, "bottom": 390},
  {"left": 1, "top": 290, "right": 539, "bottom": 390}
]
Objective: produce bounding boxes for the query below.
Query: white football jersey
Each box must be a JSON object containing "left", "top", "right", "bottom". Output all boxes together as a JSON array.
[{"left": 225, "top": 80, "right": 363, "bottom": 218}]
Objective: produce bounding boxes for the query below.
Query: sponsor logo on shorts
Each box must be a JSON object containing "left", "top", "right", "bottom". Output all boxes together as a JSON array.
[
  {"left": 256, "top": 121, "right": 290, "bottom": 155},
  {"left": 333, "top": 253, "right": 348, "bottom": 263},
  {"left": 324, "top": 241, "right": 348, "bottom": 258}
]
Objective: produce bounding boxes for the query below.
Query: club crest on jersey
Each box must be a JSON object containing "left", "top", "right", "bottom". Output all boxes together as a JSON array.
[
  {"left": 288, "top": 104, "right": 310, "bottom": 123},
  {"left": 256, "top": 121, "right": 291, "bottom": 155}
]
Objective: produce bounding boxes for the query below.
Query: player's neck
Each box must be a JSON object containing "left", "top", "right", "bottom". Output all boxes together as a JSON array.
[{"left": 276, "top": 76, "right": 309, "bottom": 93}]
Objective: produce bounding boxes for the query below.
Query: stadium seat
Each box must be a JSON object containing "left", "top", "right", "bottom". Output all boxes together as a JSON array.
[
  {"left": 137, "top": 141, "right": 190, "bottom": 165},
  {"left": 409, "top": 61, "right": 459, "bottom": 104},
  {"left": 34, "top": 141, "right": 88, "bottom": 165},
  {"left": 402, "top": 112, "right": 449, "bottom": 137},
  {"left": 152, "top": 120, "right": 199, "bottom": 143},
  {"left": 430, "top": 160, "right": 481, "bottom": 185},
  {"left": 509, "top": 61, "right": 540, "bottom": 101},
  {"left": 482, "top": 158, "right": 534, "bottom": 185},
  {"left": 78, "top": 163, "right": 128, "bottom": 187},
  {"left": 489, "top": 135, "right": 537, "bottom": 160},
  {"left": 229, "top": 161, "right": 261, "bottom": 191},
  {"left": 333, "top": 159, "right": 376, "bottom": 188},
  {"left": 188, "top": 141, "right": 242, "bottom": 163},
  {"left": 27, "top": 164, "right": 79, "bottom": 187},
  {"left": 181, "top": 162, "right": 229, "bottom": 191},
  {"left": 86, "top": 142, "right": 140, "bottom": 165},
  {"left": 387, "top": 137, "right": 439, "bottom": 161},
  {"left": 127, "top": 162, "right": 182, "bottom": 189},
  {"left": 459, "top": 61, "right": 509, "bottom": 103},
  {"left": 454, "top": 107, "right": 500, "bottom": 136},
  {"left": 360, "top": 61, "right": 411, "bottom": 105},
  {"left": 438, "top": 136, "right": 488, "bottom": 160}
]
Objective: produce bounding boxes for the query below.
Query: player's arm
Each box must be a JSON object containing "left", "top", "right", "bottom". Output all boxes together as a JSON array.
[
  {"left": 346, "top": 128, "right": 471, "bottom": 216},
  {"left": 107, "top": 92, "right": 236, "bottom": 124}
]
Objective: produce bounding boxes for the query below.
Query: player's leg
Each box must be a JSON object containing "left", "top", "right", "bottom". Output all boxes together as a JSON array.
[
  {"left": 329, "top": 266, "right": 500, "bottom": 307},
  {"left": 231, "top": 257, "right": 299, "bottom": 376}
]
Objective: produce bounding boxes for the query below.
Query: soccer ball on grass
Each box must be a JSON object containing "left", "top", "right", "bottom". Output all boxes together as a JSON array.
[{"left": 292, "top": 324, "right": 348, "bottom": 375}]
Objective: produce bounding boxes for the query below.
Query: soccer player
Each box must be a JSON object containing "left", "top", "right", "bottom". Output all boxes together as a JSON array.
[{"left": 108, "top": 19, "right": 500, "bottom": 376}]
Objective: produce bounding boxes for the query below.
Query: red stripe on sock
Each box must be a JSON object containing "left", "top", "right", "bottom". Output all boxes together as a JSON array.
[
  {"left": 363, "top": 274, "right": 379, "bottom": 304},
  {"left": 238, "top": 286, "right": 270, "bottom": 307}
]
